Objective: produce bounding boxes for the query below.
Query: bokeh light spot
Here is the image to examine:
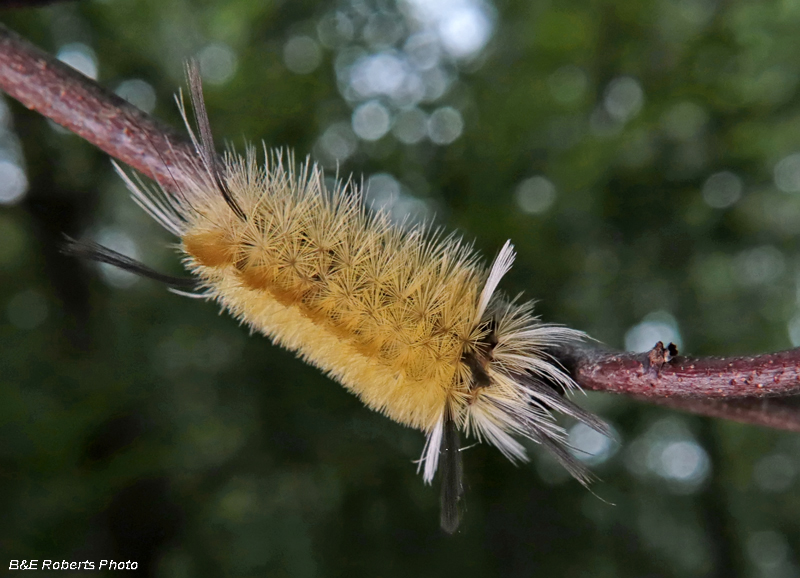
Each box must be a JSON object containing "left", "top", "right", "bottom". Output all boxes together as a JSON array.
[
  {"left": 96, "top": 228, "right": 140, "bottom": 289},
  {"left": 392, "top": 108, "right": 428, "bottom": 144},
  {"left": 352, "top": 100, "right": 392, "bottom": 141},
  {"left": 774, "top": 152, "right": 800, "bottom": 193},
  {"left": 702, "top": 171, "right": 743, "bottom": 209},
  {"left": 752, "top": 454, "right": 796, "bottom": 492},
  {"left": 198, "top": 43, "right": 238, "bottom": 86},
  {"left": 747, "top": 530, "right": 790, "bottom": 570},
  {"left": 625, "top": 311, "right": 682, "bottom": 353},
  {"left": 56, "top": 43, "right": 98, "bottom": 80},
  {"left": 405, "top": 0, "right": 495, "bottom": 60},
  {"left": 515, "top": 176, "right": 556, "bottom": 214},
  {"left": 427, "top": 106, "right": 463, "bottom": 144},
  {"left": 733, "top": 246, "right": 785, "bottom": 287},
  {"left": 568, "top": 422, "right": 617, "bottom": 465},
  {"left": 315, "top": 122, "right": 357, "bottom": 166},
  {"left": 604, "top": 76, "right": 644, "bottom": 122},
  {"left": 0, "top": 160, "right": 28, "bottom": 205},
  {"left": 284, "top": 36, "right": 322, "bottom": 75},
  {"left": 115, "top": 79, "right": 157, "bottom": 113},
  {"left": 366, "top": 173, "right": 429, "bottom": 223}
]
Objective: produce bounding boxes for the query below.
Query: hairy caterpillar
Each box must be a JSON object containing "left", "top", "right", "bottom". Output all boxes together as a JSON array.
[{"left": 67, "top": 65, "right": 609, "bottom": 532}]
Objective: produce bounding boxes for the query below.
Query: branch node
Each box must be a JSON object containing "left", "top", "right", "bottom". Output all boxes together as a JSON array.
[{"left": 646, "top": 341, "right": 678, "bottom": 376}]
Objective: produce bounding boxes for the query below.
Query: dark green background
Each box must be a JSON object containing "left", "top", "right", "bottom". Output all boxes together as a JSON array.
[{"left": 2, "top": 0, "right": 800, "bottom": 575}]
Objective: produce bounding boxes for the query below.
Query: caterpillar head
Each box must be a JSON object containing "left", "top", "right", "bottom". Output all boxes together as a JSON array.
[{"left": 418, "top": 242, "right": 610, "bottom": 531}]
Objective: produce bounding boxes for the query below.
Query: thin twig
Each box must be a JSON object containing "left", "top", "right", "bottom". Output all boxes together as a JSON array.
[
  {"left": 640, "top": 396, "right": 800, "bottom": 433},
  {"left": 0, "top": 23, "right": 199, "bottom": 193},
  {"left": 555, "top": 341, "right": 800, "bottom": 431},
  {"left": 2, "top": 22, "right": 800, "bottom": 431},
  {"left": 556, "top": 341, "right": 800, "bottom": 399}
]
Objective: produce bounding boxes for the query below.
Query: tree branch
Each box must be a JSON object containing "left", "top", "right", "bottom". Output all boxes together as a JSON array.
[
  {"left": 2, "top": 22, "right": 800, "bottom": 432},
  {"left": 555, "top": 341, "right": 800, "bottom": 431},
  {"left": 556, "top": 341, "right": 800, "bottom": 399},
  {"left": 640, "top": 395, "right": 800, "bottom": 433},
  {"left": 0, "top": 23, "right": 199, "bottom": 193}
]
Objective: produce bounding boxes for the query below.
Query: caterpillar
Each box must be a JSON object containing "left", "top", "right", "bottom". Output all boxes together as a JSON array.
[{"left": 67, "top": 64, "right": 609, "bottom": 532}]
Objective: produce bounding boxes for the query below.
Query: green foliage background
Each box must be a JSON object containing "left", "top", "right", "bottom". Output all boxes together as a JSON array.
[{"left": 3, "top": 0, "right": 800, "bottom": 575}]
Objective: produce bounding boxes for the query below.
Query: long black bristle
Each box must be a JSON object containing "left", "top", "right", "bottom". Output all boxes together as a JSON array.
[
  {"left": 62, "top": 237, "right": 199, "bottom": 290},
  {"left": 440, "top": 412, "right": 464, "bottom": 533},
  {"left": 185, "top": 62, "right": 246, "bottom": 221},
  {"left": 517, "top": 371, "right": 613, "bottom": 439}
]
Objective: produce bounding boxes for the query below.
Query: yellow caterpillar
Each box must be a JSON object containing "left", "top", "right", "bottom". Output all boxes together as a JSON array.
[{"left": 69, "top": 65, "right": 608, "bottom": 532}]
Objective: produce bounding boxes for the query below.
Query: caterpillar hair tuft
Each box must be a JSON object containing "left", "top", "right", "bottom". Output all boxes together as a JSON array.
[{"left": 75, "top": 63, "right": 609, "bottom": 532}]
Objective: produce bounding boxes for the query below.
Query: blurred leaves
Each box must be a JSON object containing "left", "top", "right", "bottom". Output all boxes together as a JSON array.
[{"left": 4, "top": 0, "right": 800, "bottom": 576}]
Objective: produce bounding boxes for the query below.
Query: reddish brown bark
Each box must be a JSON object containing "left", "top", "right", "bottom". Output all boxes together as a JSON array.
[
  {"left": 0, "top": 23, "right": 199, "bottom": 194},
  {"left": 555, "top": 342, "right": 800, "bottom": 431},
  {"left": 640, "top": 395, "right": 800, "bottom": 433},
  {"left": 2, "top": 22, "right": 800, "bottom": 432},
  {"left": 557, "top": 341, "right": 800, "bottom": 399}
]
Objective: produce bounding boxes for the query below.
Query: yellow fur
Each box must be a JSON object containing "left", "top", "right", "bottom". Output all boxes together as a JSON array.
[
  {"left": 182, "top": 155, "right": 483, "bottom": 430},
  {"left": 112, "top": 72, "right": 607, "bottom": 500}
]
